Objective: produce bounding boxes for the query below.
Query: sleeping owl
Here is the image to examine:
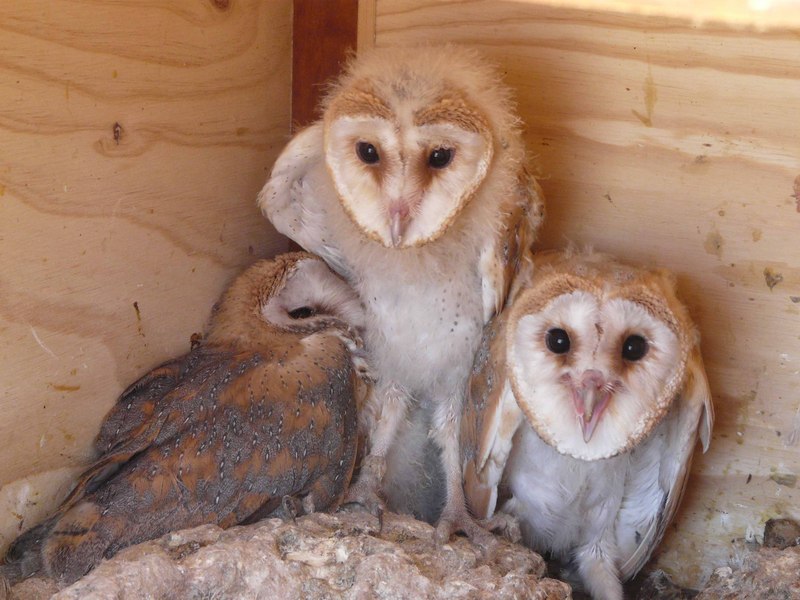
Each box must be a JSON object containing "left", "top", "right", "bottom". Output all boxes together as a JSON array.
[
  {"left": 259, "top": 45, "right": 544, "bottom": 542},
  {"left": 0, "top": 252, "right": 369, "bottom": 586},
  {"left": 461, "top": 249, "right": 714, "bottom": 599}
]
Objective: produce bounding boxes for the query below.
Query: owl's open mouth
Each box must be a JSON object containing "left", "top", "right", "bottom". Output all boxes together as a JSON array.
[
  {"left": 568, "top": 370, "right": 616, "bottom": 443},
  {"left": 573, "top": 386, "right": 613, "bottom": 443}
]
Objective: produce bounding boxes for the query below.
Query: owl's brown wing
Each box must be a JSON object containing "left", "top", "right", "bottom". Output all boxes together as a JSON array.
[
  {"left": 461, "top": 313, "right": 524, "bottom": 519},
  {"left": 56, "top": 349, "right": 220, "bottom": 512},
  {"left": 83, "top": 339, "right": 357, "bottom": 528},
  {"left": 617, "top": 348, "right": 714, "bottom": 580},
  {"left": 93, "top": 355, "right": 187, "bottom": 455},
  {"left": 21, "top": 338, "right": 359, "bottom": 584},
  {"left": 478, "top": 167, "right": 544, "bottom": 322},
  {"left": 2, "top": 349, "right": 217, "bottom": 575}
]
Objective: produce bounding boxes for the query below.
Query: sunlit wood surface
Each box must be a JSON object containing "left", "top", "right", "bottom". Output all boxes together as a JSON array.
[{"left": 0, "top": 0, "right": 291, "bottom": 551}]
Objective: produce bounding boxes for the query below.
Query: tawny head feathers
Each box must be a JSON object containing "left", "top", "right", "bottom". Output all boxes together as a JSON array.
[
  {"left": 206, "top": 252, "right": 365, "bottom": 348},
  {"left": 321, "top": 45, "right": 521, "bottom": 248},
  {"left": 507, "top": 250, "right": 698, "bottom": 460}
]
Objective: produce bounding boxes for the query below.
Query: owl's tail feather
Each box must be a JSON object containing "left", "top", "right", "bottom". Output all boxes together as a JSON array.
[
  {"left": 0, "top": 573, "right": 11, "bottom": 600},
  {"left": 0, "top": 516, "right": 56, "bottom": 586},
  {"left": 1, "top": 500, "right": 112, "bottom": 587},
  {"left": 39, "top": 500, "right": 114, "bottom": 586}
]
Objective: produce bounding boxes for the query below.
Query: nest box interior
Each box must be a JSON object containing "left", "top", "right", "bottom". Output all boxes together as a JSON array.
[{"left": 0, "top": 0, "right": 798, "bottom": 589}]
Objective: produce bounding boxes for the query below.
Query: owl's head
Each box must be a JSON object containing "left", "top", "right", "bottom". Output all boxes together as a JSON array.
[
  {"left": 506, "top": 250, "right": 698, "bottom": 460},
  {"left": 321, "top": 45, "right": 519, "bottom": 248},
  {"left": 207, "top": 252, "right": 365, "bottom": 346}
]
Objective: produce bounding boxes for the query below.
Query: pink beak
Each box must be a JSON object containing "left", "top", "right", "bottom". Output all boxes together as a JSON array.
[
  {"left": 389, "top": 203, "right": 410, "bottom": 247},
  {"left": 571, "top": 369, "right": 613, "bottom": 443}
]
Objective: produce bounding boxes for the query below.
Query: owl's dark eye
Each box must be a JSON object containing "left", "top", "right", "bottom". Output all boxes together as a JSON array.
[
  {"left": 288, "top": 306, "right": 316, "bottom": 319},
  {"left": 428, "top": 147, "right": 453, "bottom": 169},
  {"left": 356, "top": 141, "right": 380, "bottom": 165},
  {"left": 545, "top": 328, "right": 571, "bottom": 354},
  {"left": 622, "top": 334, "right": 648, "bottom": 361}
]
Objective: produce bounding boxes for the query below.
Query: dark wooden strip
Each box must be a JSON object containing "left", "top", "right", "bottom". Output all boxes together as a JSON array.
[{"left": 292, "top": 0, "right": 359, "bottom": 131}]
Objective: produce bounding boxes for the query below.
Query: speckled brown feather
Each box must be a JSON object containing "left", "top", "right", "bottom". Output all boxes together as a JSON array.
[
  {"left": 1, "top": 253, "right": 365, "bottom": 586},
  {"left": 461, "top": 308, "right": 525, "bottom": 520},
  {"left": 461, "top": 313, "right": 505, "bottom": 518},
  {"left": 480, "top": 167, "right": 544, "bottom": 321}
]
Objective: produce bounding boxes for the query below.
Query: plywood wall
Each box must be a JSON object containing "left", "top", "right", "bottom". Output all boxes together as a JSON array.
[
  {"left": 0, "top": 0, "right": 291, "bottom": 551},
  {"left": 361, "top": 0, "right": 800, "bottom": 588}
]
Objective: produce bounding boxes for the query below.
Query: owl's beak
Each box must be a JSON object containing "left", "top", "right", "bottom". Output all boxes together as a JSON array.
[
  {"left": 572, "top": 369, "right": 613, "bottom": 443},
  {"left": 389, "top": 204, "right": 410, "bottom": 247}
]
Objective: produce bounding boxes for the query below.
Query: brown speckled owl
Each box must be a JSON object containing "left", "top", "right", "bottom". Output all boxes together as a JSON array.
[
  {"left": 0, "top": 252, "right": 369, "bottom": 586},
  {"left": 259, "top": 45, "right": 544, "bottom": 544},
  {"left": 461, "top": 249, "right": 714, "bottom": 600}
]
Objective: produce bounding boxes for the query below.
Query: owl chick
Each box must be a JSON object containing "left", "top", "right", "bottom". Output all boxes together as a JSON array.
[
  {"left": 461, "top": 250, "right": 713, "bottom": 600},
  {"left": 0, "top": 252, "right": 369, "bottom": 586},
  {"left": 259, "top": 45, "right": 544, "bottom": 542}
]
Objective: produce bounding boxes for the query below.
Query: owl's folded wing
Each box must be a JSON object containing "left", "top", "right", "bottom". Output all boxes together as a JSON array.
[
  {"left": 478, "top": 167, "right": 544, "bottom": 323},
  {"left": 61, "top": 349, "right": 237, "bottom": 513},
  {"left": 257, "top": 123, "right": 352, "bottom": 279},
  {"left": 617, "top": 347, "right": 714, "bottom": 580},
  {"left": 461, "top": 316, "right": 524, "bottom": 519},
  {"left": 93, "top": 355, "right": 186, "bottom": 455}
]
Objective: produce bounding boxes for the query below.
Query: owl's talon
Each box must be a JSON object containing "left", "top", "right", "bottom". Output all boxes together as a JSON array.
[
  {"left": 342, "top": 455, "right": 386, "bottom": 519},
  {"left": 376, "top": 505, "right": 385, "bottom": 536},
  {"left": 301, "top": 493, "right": 316, "bottom": 515},
  {"left": 435, "top": 509, "right": 499, "bottom": 554},
  {"left": 341, "top": 485, "right": 385, "bottom": 519},
  {"left": 281, "top": 495, "right": 302, "bottom": 523},
  {"left": 484, "top": 512, "right": 521, "bottom": 543}
]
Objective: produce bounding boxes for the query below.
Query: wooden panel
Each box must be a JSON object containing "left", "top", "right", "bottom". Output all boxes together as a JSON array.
[
  {"left": 365, "top": 0, "right": 800, "bottom": 587},
  {"left": 293, "top": 0, "right": 359, "bottom": 129},
  {"left": 0, "top": 0, "right": 291, "bottom": 550},
  {"left": 501, "top": 0, "right": 800, "bottom": 29}
]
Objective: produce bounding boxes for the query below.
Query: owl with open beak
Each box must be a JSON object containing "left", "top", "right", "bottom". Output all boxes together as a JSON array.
[{"left": 461, "top": 249, "right": 714, "bottom": 599}]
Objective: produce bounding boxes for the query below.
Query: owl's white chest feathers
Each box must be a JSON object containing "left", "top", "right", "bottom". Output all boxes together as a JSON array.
[
  {"left": 357, "top": 245, "right": 484, "bottom": 401},
  {"left": 503, "top": 419, "right": 669, "bottom": 564},
  {"left": 318, "top": 179, "right": 487, "bottom": 403},
  {"left": 504, "top": 424, "right": 629, "bottom": 558}
]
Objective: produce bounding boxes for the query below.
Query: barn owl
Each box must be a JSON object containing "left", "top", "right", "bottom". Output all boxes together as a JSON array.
[
  {"left": 0, "top": 252, "right": 369, "bottom": 586},
  {"left": 259, "top": 45, "right": 544, "bottom": 541},
  {"left": 461, "top": 249, "right": 714, "bottom": 600}
]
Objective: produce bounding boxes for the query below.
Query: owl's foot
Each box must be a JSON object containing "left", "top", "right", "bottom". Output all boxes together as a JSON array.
[
  {"left": 342, "top": 455, "right": 386, "bottom": 519},
  {"left": 280, "top": 495, "right": 303, "bottom": 523},
  {"left": 574, "top": 542, "right": 624, "bottom": 600},
  {"left": 333, "top": 327, "right": 375, "bottom": 384},
  {"left": 483, "top": 511, "right": 521, "bottom": 543},
  {"left": 434, "top": 506, "right": 499, "bottom": 553}
]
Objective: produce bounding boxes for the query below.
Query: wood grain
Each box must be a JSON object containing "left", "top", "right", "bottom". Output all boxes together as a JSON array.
[
  {"left": 365, "top": 0, "right": 800, "bottom": 587},
  {"left": 508, "top": 0, "right": 800, "bottom": 29},
  {"left": 292, "top": 0, "right": 359, "bottom": 129},
  {"left": 0, "top": 0, "right": 291, "bottom": 551}
]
